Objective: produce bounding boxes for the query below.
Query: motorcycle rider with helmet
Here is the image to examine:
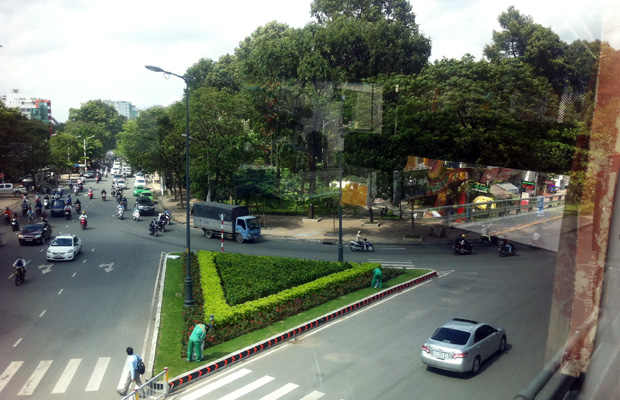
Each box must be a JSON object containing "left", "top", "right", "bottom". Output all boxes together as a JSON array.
[
  {"left": 79, "top": 211, "right": 88, "bottom": 228},
  {"left": 13, "top": 256, "right": 26, "bottom": 282}
]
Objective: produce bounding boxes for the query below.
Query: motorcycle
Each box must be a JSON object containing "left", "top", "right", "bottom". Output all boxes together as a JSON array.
[
  {"left": 499, "top": 243, "right": 519, "bottom": 257},
  {"left": 480, "top": 234, "right": 501, "bottom": 247},
  {"left": 78, "top": 183, "right": 83, "bottom": 192},
  {"left": 158, "top": 219, "right": 166, "bottom": 232},
  {"left": 13, "top": 266, "right": 26, "bottom": 286},
  {"left": 4, "top": 213, "right": 10, "bottom": 225},
  {"left": 117, "top": 208, "right": 124, "bottom": 220},
  {"left": 149, "top": 223, "right": 158, "bottom": 237},
  {"left": 350, "top": 239, "right": 374, "bottom": 252},
  {"left": 133, "top": 209, "right": 140, "bottom": 222},
  {"left": 164, "top": 210, "right": 172, "bottom": 224},
  {"left": 88, "top": 189, "right": 93, "bottom": 199},
  {"left": 453, "top": 241, "right": 477, "bottom": 255},
  {"left": 65, "top": 208, "right": 71, "bottom": 220},
  {"left": 96, "top": 175, "right": 100, "bottom": 183},
  {"left": 102, "top": 192, "right": 107, "bottom": 201},
  {"left": 74, "top": 187, "right": 79, "bottom": 196},
  {"left": 80, "top": 218, "right": 87, "bottom": 230},
  {"left": 75, "top": 203, "right": 81, "bottom": 214},
  {"left": 43, "top": 198, "right": 50, "bottom": 209},
  {"left": 11, "top": 216, "right": 20, "bottom": 231}
]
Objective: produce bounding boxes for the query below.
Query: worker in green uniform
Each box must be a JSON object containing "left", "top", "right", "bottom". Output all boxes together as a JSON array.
[
  {"left": 371, "top": 267, "right": 383, "bottom": 288},
  {"left": 187, "top": 322, "right": 208, "bottom": 362}
]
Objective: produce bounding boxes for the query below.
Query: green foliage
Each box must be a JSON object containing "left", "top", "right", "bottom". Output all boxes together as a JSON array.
[
  {"left": 215, "top": 253, "right": 352, "bottom": 305},
  {"left": 185, "top": 251, "right": 404, "bottom": 350},
  {"left": 67, "top": 100, "right": 126, "bottom": 151}
]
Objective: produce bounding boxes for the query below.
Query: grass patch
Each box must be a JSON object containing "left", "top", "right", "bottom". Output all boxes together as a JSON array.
[{"left": 154, "top": 259, "right": 430, "bottom": 378}]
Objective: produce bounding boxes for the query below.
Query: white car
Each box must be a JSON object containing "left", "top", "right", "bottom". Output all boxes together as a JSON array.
[
  {"left": 134, "top": 177, "right": 146, "bottom": 187},
  {"left": 116, "top": 179, "right": 127, "bottom": 190},
  {"left": 46, "top": 233, "right": 83, "bottom": 261}
]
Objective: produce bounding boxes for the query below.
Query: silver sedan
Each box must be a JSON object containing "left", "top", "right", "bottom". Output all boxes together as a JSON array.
[{"left": 421, "top": 318, "right": 507, "bottom": 375}]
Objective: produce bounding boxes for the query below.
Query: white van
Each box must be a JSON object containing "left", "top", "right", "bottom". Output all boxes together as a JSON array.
[{"left": 122, "top": 166, "right": 132, "bottom": 177}]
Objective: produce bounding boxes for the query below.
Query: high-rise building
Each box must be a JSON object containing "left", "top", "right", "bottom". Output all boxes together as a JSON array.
[
  {"left": 103, "top": 100, "right": 139, "bottom": 120},
  {"left": 1, "top": 92, "right": 54, "bottom": 124}
]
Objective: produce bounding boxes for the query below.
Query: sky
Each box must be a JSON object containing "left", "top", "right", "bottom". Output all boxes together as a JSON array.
[{"left": 1, "top": 0, "right": 618, "bottom": 123}]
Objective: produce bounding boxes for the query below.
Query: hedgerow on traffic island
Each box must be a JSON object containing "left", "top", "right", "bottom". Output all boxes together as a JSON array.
[{"left": 179, "top": 251, "right": 404, "bottom": 356}]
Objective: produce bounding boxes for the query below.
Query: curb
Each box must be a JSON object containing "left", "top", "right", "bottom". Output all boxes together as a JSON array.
[{"left": 168, "top": 270, "right": 438, "bottom": 392}]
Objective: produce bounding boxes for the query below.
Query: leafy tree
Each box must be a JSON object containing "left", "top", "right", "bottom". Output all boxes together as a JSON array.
[
  {"left": 67, "top": 100, "right": 127, "bottom": 151},
  {"left": 48, "top": 133, "right": 82, "bottom": 172}
]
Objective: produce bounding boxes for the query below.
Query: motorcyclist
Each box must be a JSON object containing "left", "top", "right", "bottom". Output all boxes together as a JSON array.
[
  {"left": 4, "top": 206, "right": 13, "bottom": 224},
  {"left": 159, "top": 212, "right": 167, "bottom": 226},
  {"left": 66, "top": 194, "right": 72, "bottom": 206},
  {"left": 455, "top": 234, "right": 471, "bottom": 250},
  {"left": 121, "top": 196, "right": 128, "bottom": 210},
  {"left": 79, "top": 211, "right": 88, "bottom": 227},
  {"left": 27, "top": 207, "right": 35, "bottom": 222},
  {"left": 13, "top": 256, "right": 26, "bottom": 280},
  {"left": 64, "top": 203, "right": 72, "bottom": 216},
  {"left": 502, "top": 236, "right": 514, "bottom": 254},
  {"left": 149, "top": 218, "right": 158, "bottom": 234},
  {"left": 117, "top": 203, "right": 125, "bottom": 218}
]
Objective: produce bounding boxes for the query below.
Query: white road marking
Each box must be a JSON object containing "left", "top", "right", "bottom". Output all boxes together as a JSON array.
[
  {"left": 218, "top": 375, "right": 274, "bottom": 400},
  {"left": 85, "top": 357, "right": 110, "bottom": 391},
  {"left": 0, "top": 361, "right": 23, "bottom": 393},
  {"left": 58, "top": 289, "right": 63, "bottom": 295},
  {"left": 39, "top": 310, "right": 46, "bottom": 318},
  {"left": 13, "top": 338, "right": 22, "bottom": 348},
  {"left": 51, "top": 358, "right": 81, "bottom": 394},
  {"left": 82, "top": 259, "right": 87, "bottom": 263},
  {"left": 18, "top": 360, "right": 52, "bottom": 395},
  {"left": 116, "top": 359, "right": 130, "bottom": 390},
  {"left": 257, "top": 383, "right": 299, "bottom": 400},
  {"left": 299, "top": 391, "right": 325, "bottom": 400},
  {"left": 180, "top": 368, "right": 253, "bottom": 400},
  {"left": 72, "top": 272, "right": 77, "bottom": 278}
]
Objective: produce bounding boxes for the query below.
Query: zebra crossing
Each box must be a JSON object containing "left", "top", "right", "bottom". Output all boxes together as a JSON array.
[
  {"left": 179, "top": 368, "right": 346, "bottom": 400},
  {"left": 0, "top": 356, "right": 129, "bottom": 397}
]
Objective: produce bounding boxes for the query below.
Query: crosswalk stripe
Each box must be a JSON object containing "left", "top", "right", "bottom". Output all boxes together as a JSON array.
[
  {"left": 117, "top": 358, "right": 130, "bottom": 390},
  {"left": 180, "top": 368, "right": 253, "bottom": 400},
  {"left": 0, "top": 361, "right": 23, "bottom": 393},
  {"left": 17, "top": 360, "right": 52, "bottom": 396},
  {"left": 85, "top": 357, "right": 110, "bottom": 391},
  {"left": 299, "top": 391, "right": 326, "bottom": 400},
  {"left": 257, "top": 382, "right": 299, "bottom": 400},
  {"left": 218, "top": 375, "right": 274, "bottom": 400},
  {"left": 51, "top": 358, "right": 81, "bottom": 394}
]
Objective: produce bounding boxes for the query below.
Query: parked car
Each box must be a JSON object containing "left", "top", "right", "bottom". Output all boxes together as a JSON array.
[
  {"left": 50, "top": 199, "right": 66, "bottom": 217},
  {"left": 19, "top": 222, "right": 52, "bottom": 245},
  {"left": 0, "top": 183, "right": 26, "bottom": 197},
  {"left": 135, "top": 196, "right": 155, "bottom": 216},
  {"left": 46, "top": 233, "right": 82, "bottom": 261},
  {"left": 421, "top": 318, "right": 507, "bottom": 375}
]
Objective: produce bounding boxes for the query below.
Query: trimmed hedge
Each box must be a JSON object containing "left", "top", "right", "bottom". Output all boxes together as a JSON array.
[{"left": 192, "top": 251, "right": 403, "bottom": 347}]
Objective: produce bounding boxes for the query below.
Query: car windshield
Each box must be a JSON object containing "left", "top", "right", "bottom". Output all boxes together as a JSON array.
[
  {"left": 431, "top": 328, "right": 470, "bottom": 345},
  {"left": 137, "top": 198, "right": 152, "bottom": 205},
  {"left": 51, "top": 238, "right": 72, "bottom": 247},
  {"left": 23, "top": 224, "right": 42, "bottom": 232},
  {"left": 247, "top": 218, "right": 261, "bottom": 229},
  {"left": 52, "top": 200, "right": 65, "bottom": 207}
]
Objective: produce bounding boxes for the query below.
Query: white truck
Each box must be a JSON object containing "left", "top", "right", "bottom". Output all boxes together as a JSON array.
[{"left": 191, "top": 202, "right": 261, "bottom": 243}]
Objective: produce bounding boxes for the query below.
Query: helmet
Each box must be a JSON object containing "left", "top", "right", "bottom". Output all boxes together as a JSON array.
[
  {"left": 461, "top": 234, "right": 466, "bottom": 238},
  {"left": 82, "top": 211, "right": 86, "bottom": 214}
]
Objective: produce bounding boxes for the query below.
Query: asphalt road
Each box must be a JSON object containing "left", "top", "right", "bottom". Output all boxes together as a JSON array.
[
  {"left": 174, "top": 240, "right": 558, "bottom": 399},
  {"left": 0, "top": 176, "right": 561, "bottom": 399},
  {"left": 0, "top": 177, "right": 165, "bottom": 399}
]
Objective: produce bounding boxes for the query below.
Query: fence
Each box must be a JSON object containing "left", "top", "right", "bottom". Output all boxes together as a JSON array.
[
  {"left": 411, "top": 194, "right": 566, "bottom": 226},
  {"left": 121, "top": 368, "right": 169, "bottom": 400}
]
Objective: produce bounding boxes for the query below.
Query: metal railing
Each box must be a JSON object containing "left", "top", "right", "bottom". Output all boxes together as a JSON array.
[
  {"left": 411, "top": 194, "right": 566, "bottom": 225},
  {"left": 121, "top": 368, "right": 169, "bottom": 400}
]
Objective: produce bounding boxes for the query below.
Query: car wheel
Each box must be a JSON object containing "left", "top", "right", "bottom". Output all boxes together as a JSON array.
[
  {"left": 471, "top": 356, "right": 481, "bottom": 375},
  {"left": 205, "top": 229, "right": 213, "bottom": 239},
  {"left": 235, "top": 233, "right": 244, "bottom": 243},
  {"left": 499, "top": 336, "right": 507, "bottom": 353}
]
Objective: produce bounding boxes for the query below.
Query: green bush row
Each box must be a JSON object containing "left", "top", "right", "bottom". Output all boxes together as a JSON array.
[{"left": 194, "top": 251, "right": 402, "bottom": 347}]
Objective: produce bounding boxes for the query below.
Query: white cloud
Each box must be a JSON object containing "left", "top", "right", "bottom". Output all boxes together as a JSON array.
[{"left": 0, "top": 0, "right": 615, "bottom": 123}]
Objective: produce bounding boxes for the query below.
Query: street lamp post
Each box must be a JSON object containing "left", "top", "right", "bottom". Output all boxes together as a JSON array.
[
  {"left": 146, "top": 65, "right": 194, "bottom": 306},
  {"left": 76, "top": 135, "right": 95, "bottom": 172}
]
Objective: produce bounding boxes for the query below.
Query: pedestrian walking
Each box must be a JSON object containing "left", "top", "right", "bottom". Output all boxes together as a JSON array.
[
  {"left": 187, "top": 321, "right": 208, "bottom": 362},
  {"left": 118, "top": 347, "right": 143, "bottom": 396}
]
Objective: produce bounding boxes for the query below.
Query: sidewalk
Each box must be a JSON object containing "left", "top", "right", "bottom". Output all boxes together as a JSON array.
[{"left": 148, "top": 177, "right": 461, "bottom": 245}]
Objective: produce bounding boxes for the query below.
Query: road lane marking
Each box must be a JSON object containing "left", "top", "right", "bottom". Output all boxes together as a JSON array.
[
  {"left": 58, "top": 289, "right": 63, "bottom": 295},
  {"left": 13, "top": 338, "right": 22, "bottom": 347},
  {"left": 72, "top": 272, "right": 77, "bottom": 278},
  {"left": 218, "top": 375, "right": 274, "bottom": 400},
  {"left": 299, "top": 391, "right": 325, "bottom": 400},
  {"left": 258, "top": 383, "right": 299, "bottom": 400},
  {"left": 39, "top": 310, "right": 46, "bottom": 318},
  {"left": 52, "top": 358, "right": 81, "bottom": 394},
  {"left": 0, "top": 361, "right": 23, "bottom": 392},
  {"left": 180, "top": 368, "right": 253, "bottom": 400},
  {"left": 85, "top": 357, "right": 110, "bottom": 391},
  {"left": 116, "top": 359, "right": 131, "bottom": 390},
  {"left": 91, "top": 248, "right": 95, "bottom": 252},
  {"left": 18, "top": 360, "right": 52, "bottom": 395},
  {"left": 83, "top": 259, "right": 87, "bottom": 263}
]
